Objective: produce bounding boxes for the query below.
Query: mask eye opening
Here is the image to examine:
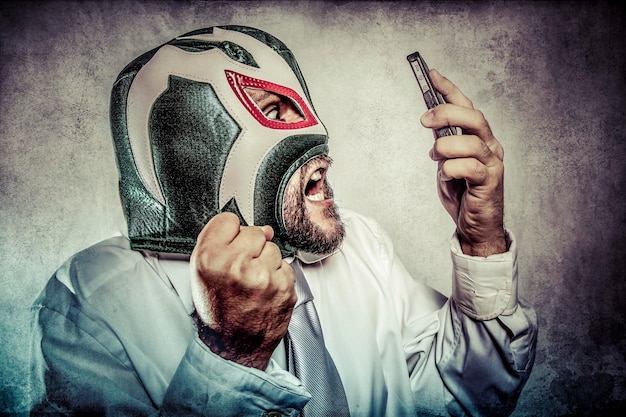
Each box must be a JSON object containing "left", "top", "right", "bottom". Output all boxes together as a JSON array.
[
  {"left": 225, "top": 70, "right": 318, "bottom": 130},
  {"left": 243, "top": 87, "right": 306, "bottom": 123}
]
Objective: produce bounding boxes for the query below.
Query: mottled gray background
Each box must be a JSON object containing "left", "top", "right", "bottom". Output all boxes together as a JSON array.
[{"left": 1, "top": 0, "right": 625, "bottom": 415}]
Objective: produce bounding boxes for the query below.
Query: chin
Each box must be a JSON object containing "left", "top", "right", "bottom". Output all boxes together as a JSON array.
[
  {"left": 306, "top": 202, "right": 337, "bottom": 227},
  {"left": 293, "top": 201, "right": 345, "bottom": 255}
]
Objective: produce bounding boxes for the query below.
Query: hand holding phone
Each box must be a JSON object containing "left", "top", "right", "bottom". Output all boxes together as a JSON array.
[{"left": 407, "top": 52, "right": 458, "bottom": 138}]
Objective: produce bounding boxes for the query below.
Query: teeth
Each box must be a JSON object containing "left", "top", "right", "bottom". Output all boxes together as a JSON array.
[
  {"left": 304, "top": 168, "right": 326, "bottom": 202},
  {"left": 310, "top": 170, "right": 322, "bottom": 182},
  {"left": 307, "top": 191, "right": 324, "bottom": 201}
]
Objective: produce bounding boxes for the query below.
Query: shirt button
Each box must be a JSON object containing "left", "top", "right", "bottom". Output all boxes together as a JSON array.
[{"left": 265, "top": 412, "right": 283, "bottom": 417}]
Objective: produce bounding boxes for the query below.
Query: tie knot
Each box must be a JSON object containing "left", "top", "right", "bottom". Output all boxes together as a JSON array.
[{"left": 291, "top": 260, "right": 314, "bottom": 308}]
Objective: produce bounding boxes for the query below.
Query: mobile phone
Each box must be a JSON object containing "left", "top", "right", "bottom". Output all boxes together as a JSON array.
[{"left": 407, "top": 51, "right": 458, "bottom": 138}]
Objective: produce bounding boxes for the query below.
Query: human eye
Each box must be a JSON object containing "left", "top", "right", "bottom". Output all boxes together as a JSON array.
[{"left": 264, "top": 104, "right": 280, "bottom": 120}]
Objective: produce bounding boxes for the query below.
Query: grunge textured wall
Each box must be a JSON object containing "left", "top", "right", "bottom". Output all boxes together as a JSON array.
[{"left": 1, "top": 1, "right": 625, "bottom": 415}]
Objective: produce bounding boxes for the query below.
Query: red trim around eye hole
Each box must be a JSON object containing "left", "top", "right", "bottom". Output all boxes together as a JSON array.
[{"left": 225, "top": 70, "right": 319, "bottom": 130}]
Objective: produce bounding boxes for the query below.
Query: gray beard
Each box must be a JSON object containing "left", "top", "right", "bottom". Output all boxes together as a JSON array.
[{"left": 283, "top": 178, "right": 345, "bottom": 255}]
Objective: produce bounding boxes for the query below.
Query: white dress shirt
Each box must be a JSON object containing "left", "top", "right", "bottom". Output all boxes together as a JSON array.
[{"left": 31, "top": 208, "right": 536, "bottom": 416}]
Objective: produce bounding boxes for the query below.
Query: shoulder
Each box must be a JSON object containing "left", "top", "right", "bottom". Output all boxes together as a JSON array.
[{"left": 41, "top": 236, "right": 148, "bottom": 305}]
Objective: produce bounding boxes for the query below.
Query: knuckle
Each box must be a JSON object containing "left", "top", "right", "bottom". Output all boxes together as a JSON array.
[
  {"left": 246, "top": 225, "right": 266, "bottom": 240},
  {"left": 260, "top": 242, "right": 283, "bottom": 269},
  {"left": 220, "top": 211, "right": 240, "bottom": 221},
  {"left": 474, "top": 110, "right": 491, "bottom": 131},
  {"left": 433, "top": 136, "right": 454, "bottom": 158},
  {"left": 195, "top": 250, "right": 226, "bottom": 278},
  {"left": 431, "top": 141, "right": 443, "bottom": 158},
  {"left": 277, "top": 262, "right": 294, "bottom": 280},
  {"left": 440, "top": 158, "right": 450, "bottom": 171},
  {"left": 430, "top": 105, "right": 447, "bottom": 122},
  {"left": 474, "top": 108, "right": 486, "bottom": 122},
  {"left": 213, "top": 211, "right": 240, "bottom": 230},
  {"left": 278, "top": 275, "right": 296, "bottom": 297},
  {"left": 478, "top": 140, "right": 492, "bottom": 159},
  {"left": 471, "top": 159, "right": 485, "bottom": 176},
  {"left": 265, "top": 240, "right": 281, "bottom": 257},
  {"left": 496, "top": 143, "right": 505, "bottom": 160},
  {"left": 229, "top": 256, "right": 248, "bottom": 278},
  {"left": 472, "top": 160, "right": 487, "bottom": 179},
  {"left": 494, "top": 161, "right": 505, "bottom": 179}
]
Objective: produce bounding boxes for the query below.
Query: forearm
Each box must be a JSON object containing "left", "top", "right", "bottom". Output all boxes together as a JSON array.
[
  {"left": 32, "top": 289, "right": 308, "bottom": 417},
  {"left": 33, "top": 320, "right": 308, "bottom": 417},
  {"left": 436, "top": 229, "right": 537, "bottom": 416},
  {"left": 162, "top": 337, "right": 309, "bottom": 416},
  {"left": 435, "top": 298, "right": 537, "bottom": 416}
]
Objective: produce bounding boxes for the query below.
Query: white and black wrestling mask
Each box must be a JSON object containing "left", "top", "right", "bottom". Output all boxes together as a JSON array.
[{"left": 110, "top": 26, "right": 329, "bottom": 257}]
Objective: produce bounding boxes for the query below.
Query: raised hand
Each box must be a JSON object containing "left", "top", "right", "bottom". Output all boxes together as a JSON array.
[
  {"left": 190, "top": 212, "right": 296, "bottom": 369},
  {"left": 420, "top": 69, "right": 506, "bottom": 257}
]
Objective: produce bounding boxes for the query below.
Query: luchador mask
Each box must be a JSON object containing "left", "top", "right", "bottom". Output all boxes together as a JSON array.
[{"left": 110, "top": 26, "right": 328, "bottom": 257}]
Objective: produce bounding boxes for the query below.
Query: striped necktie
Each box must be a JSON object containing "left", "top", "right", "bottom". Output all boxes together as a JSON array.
[{"left": 287, "top": 260, "right": 350, "bottom": 416}]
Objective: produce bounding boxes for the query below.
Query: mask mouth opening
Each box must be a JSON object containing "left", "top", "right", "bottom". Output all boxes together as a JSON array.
[
  {"left": 273, "top": 143, "right": 329, "bottom": 234},
  {"left": 225, "top": 69, "right": 319, "bottom": 130},
  {"left": 302, "top": 158, "right": 333, "bottom": 203},
  {"left": 304, "top": 167, "right": 325, "bottom": 200}
]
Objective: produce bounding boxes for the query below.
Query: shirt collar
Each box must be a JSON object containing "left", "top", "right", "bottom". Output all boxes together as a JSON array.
[
  {"left": 141, "top": 250, "right": 194, "bottom": 315},
  {"left": 294, "top": 247, "right": 338, "bottom": 264}
]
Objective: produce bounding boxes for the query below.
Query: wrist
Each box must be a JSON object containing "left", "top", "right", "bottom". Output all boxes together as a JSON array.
[
  {"left": 191, "top": 310, "right": 271, "bottom": 369},
  {"left": 458, "top": 229, "right": 507, "bottom": 257}
]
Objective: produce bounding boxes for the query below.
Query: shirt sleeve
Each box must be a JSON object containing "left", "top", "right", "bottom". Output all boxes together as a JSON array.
[
  {"left": 435, "top": 230, "right": 537, "bottom": 416},
  {"left": 30, "top": 274, "right": 309, "bottom": 416},
  {"left": 30, "top": 277, "right": 160, "bottom": 416},
  {"left": 161, "top": 336, "right": 310, "bottom": 416},
  {"left": 395, "top": 230, "right": 537, "bottom": 416}
]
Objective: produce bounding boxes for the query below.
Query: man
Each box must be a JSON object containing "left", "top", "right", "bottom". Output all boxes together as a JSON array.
[{"left": 30, "top": 25, "right": 536, "bottom": 416}]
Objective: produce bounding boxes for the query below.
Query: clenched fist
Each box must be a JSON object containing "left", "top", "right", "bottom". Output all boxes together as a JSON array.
[{"left": 190, "top": 212, "right": 296, "bottom": 369}]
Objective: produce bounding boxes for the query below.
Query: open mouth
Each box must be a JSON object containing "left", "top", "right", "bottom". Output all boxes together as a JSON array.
[{"left": 305, "top": 167, "right": 327, "bottom": 202}]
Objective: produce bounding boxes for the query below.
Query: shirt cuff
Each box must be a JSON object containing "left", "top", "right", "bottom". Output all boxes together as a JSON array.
[
  {"left": 163, "top": 336, "right": 310, "bottom": 416},
  {"left": 450, "top": 229, "right": 519, "bottom": 320}
]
